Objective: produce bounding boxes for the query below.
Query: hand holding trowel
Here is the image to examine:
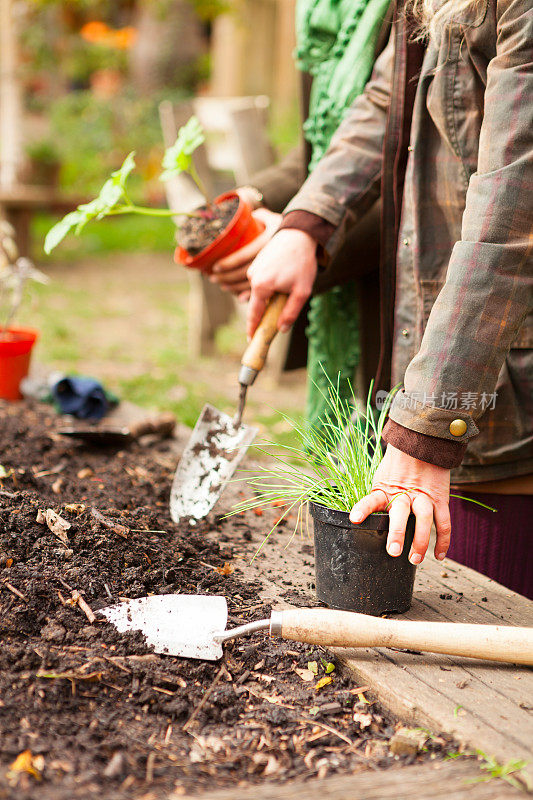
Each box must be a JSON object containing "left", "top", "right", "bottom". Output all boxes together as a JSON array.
[{"left": 170, "top": 293, "right": 288, "bottom": 522}]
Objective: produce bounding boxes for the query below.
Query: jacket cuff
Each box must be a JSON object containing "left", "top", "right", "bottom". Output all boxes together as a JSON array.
[
  {"left": 388, "top": 389, "right": 479, "bottom": 442},
  {"left": 279, "top": 210, "right": 335, "bottom": 249},
  {"left": 382, "top": 419, "right": 467, "bottom": 469}
]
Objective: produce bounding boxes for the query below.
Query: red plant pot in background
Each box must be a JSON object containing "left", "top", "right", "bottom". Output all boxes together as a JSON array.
[
  {"left": 0, "top": 328, "right": 39, "bottom": 401},
  {"left": 174, "top": 191, "right": 265, "bottom": 274}
]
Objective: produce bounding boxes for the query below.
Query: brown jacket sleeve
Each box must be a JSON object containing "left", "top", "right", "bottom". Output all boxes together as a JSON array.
[
  {"left": 249, "top": 143, "right": 308, "bottom": 213},
  {"left": 382, "top": 419, "right": 466, "bottom": 469}
]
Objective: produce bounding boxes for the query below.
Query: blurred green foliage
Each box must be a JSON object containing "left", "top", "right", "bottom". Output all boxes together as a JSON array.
[
  {"left": 33, "top": 213, "right": 177, "bottom": 261},
  {"left": 49, "top": 89, "right": 187, "bottom": 196}
]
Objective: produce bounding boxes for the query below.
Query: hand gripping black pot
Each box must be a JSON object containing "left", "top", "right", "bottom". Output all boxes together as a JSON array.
[{"left": 309, "top": 502, "right": 417, "bottom": 616}]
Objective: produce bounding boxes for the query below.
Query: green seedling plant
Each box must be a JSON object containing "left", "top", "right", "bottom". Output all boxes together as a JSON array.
[
  {"left": 44, "top": 116, "right": 208, "bottom": 255},
  {"left": 0, "top": 222, "right": 49, "bottom": 338},
  {"left": 228, "top": 371, "right": 495, "bottom": 558},
  {"left": 227, "top": 375, "right": 397, "bottom": 557},
  {"left": 470, "top": 750, "right": 532, "bottom": 792}
]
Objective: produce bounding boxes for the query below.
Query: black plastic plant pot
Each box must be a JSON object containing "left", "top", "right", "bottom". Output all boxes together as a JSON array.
[{"left": 309, "top": 501, "right": 417, "bottom": 616}]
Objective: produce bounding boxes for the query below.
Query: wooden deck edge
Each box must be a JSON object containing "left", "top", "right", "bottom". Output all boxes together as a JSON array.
[
  {"left": 173, "top": 758, "right": 523, "bottom": 799},
  {"left": 334, "top": 646, "right": 533, "bottom": 784}
]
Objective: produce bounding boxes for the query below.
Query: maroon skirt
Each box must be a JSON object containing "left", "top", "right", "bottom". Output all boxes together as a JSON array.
[{"left": 448, "top": 492, "right": 533, "bottom": 600}]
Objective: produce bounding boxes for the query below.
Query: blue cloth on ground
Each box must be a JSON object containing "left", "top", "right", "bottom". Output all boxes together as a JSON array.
[{"left": 51, "top": 376, "right": 114, "bottom": 420}]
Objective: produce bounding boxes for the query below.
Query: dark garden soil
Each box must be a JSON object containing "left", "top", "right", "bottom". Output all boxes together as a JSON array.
[
  {"left": 177, "top": 198, "right": 239, "bottom": 256},
  {"left": 0, "top": 401, "right": 457, "bottom": 799}
]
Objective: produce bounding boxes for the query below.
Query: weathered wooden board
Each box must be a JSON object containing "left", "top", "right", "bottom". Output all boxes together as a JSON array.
[
  {"left": 333, "top": 558, "right": 533, "bottom": 779},
  {"left": 175, "top": 759, "right": 522, "bottom": 799}
]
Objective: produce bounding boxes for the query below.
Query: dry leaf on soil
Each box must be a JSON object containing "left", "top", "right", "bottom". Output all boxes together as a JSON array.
[
  {"left": 215, "top": 562, "right": 234, "bottom": 576},
  {"left": 36, "top": 509, "right": 71, "bottom": 546},
  {"left": 294, "top": 667, "right": 315, "bottom": 682},
  {"left": 64, "top": 503, "right": 86, "bottom": 514},
  {"left": 314, "top": 675, "right": 333, "bottom": 692},
  {"left": 7, "top": 750, "right": 44, "bottom": 784},
  {"left": 353, "top": 712, "right": 373, "bottom": 729}
]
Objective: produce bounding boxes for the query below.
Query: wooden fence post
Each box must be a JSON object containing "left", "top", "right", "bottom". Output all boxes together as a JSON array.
[{"left": 0, "top": 0, "right": 23, "bottom": 188}]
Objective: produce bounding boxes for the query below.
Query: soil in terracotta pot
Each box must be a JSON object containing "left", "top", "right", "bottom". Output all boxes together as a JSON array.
[
  {"left": 177, "top": 197, "right": 239, "bottom": 255},
  {"left": 0, "top": 401, "right": 458, "bottom": 799}
]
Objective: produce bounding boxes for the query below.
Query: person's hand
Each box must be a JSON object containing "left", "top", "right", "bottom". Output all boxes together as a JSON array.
[
  {"left": 349, "top": 444, "right": 452, "bottom": 565},
  {"left": 246, "top": 228, "right": 318, "bottom": 339},
  {"left": 209, "top": 208, "right": 281, "bottom": 300}
]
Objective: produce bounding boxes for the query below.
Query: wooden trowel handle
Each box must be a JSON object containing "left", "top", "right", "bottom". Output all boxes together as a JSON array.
[
  {"left": 275, "top": 608, "right": 533, "bottom": 665},
  {"left": 241, "top": 293, "right": 288, "bottom": 374}
]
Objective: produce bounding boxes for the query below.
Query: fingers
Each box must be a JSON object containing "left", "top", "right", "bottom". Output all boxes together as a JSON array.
[
  {"left": 386, "top": 492, "right": 411, "bottom": 557},
  {"left": 350, "top": 489, "right": 388, "bottom": 524},
  {"left": 219, "top": 280, "right": 250, "bottom": 294},
  {"left": 211, "top": 265, "right": 248, "bottom": 285},
  {"left": 433, "top": 502, "right": 452, "bottom": 561},
  {"left": 278, "top": 287, "right": 311, "bottom": 333},
  {"left": 238, "top": 290, "right": 250, "bottom": 303},
  {"left": 213, "top": 233, "right": 267, "bottom": 272},
  {"left": 409, "top": 493, "right": 434, "bottom": 565},
  {"left": 246, "top": 289, "right": 269, "bottom": 339},
  {"left": 245, "top": 229, "right": 318, "bottom": 337}
]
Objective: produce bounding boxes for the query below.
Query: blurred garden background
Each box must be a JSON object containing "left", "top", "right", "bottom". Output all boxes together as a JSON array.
[{"left": 1, "top": 0, "right": 305, "bottom": 442}]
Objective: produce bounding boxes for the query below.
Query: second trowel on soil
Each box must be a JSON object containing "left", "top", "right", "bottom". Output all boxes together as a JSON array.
[
  {"left": 101, "top": 594, "right": 533, "bottom": 665},
  {"left": 170, "top": 293, "right": 288, "bottom": 522}
]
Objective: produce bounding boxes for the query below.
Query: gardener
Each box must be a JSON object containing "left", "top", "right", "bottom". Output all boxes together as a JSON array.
[
  {"left": 244, "top": 0, "right": 533, "bottom": 597},
  {"left": 210, "top": 0, "right": 393, "bottom": 435}
]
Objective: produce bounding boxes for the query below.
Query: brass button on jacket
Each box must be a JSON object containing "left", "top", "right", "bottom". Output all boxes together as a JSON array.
[{"left": 450, "top": 419, "right": 467, "bottom": 437}]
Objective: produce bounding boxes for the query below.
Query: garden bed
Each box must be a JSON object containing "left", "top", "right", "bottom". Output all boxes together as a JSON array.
[{"left": 0, "top": 401, "right": 456, "bottom": 799}]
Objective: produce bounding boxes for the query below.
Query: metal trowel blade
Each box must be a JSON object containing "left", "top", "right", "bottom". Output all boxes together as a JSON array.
[
  {"left": 170, "top": 403, "right": 257, "bottom": 522},
  {"left": 101, "top": 594, "right": 228, "bottom": 660}
]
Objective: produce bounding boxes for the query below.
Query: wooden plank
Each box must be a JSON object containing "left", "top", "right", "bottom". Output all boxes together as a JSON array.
[
  {"left": 0, "top": 189, "right": 86, "bottom": 253},
  {"left": 0, "top": 186, "right": 85, "bottom": 209},
  {"left": 159, "top": 98, "right": 234, "bottom": 357},
  {"left": 0, "top": 0, "right": 23, "bottom": 187},
  {"left": 333, "top": 558, "right": 533, "bottom": 779},
  {"left": 229, "top": 100, "right": 275, "bottom": 180},
  {"left": 414, "top": 558, "right": 533, "bottom": 624},
  {"left": 174, "top": 759, "right": 522, "bottom": 800}
]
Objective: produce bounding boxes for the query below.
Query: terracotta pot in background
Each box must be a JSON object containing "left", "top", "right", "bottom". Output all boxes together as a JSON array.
[
  {"left": 174, "top": 191, "right": 265, "bottom": 274},
  {"left": 0, "top": 328, "right": 39, "bottom": 401}
]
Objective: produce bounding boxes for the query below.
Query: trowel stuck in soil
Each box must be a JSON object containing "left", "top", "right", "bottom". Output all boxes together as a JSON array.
[
  {"left": 170, "top": 403, "right": 257, "bottom": 522},
  {"left": 170, "top": 293, "right": 287, "bottom": 522},
  {"left": 0, "top": 401, "right": 461, "bottom": 799}
]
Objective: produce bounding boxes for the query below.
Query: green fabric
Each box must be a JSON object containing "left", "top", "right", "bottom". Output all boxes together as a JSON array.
[{"left": 295, "top": 0, "right": 390, "bottom": 431}]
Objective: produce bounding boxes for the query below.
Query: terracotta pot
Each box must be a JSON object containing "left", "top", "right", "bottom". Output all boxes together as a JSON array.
[
  {"left": 174, "top": 191, "right": 265, "bottom": 274},
  {"left": 0, "top": 328, "right": 39, "bottom": 401},
  {"left": 310, "top": 501, "right": 417, "bottom": 616}
]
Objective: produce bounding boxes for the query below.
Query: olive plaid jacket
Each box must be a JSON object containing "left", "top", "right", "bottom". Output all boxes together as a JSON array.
[{"left": 283, "top": 0, "right": 533, "bottom": 483}]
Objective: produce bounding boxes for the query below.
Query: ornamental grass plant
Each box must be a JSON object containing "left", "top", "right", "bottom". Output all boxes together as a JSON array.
[{"left": 228, "top": 375, "right": 397, "bottom": 554}]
